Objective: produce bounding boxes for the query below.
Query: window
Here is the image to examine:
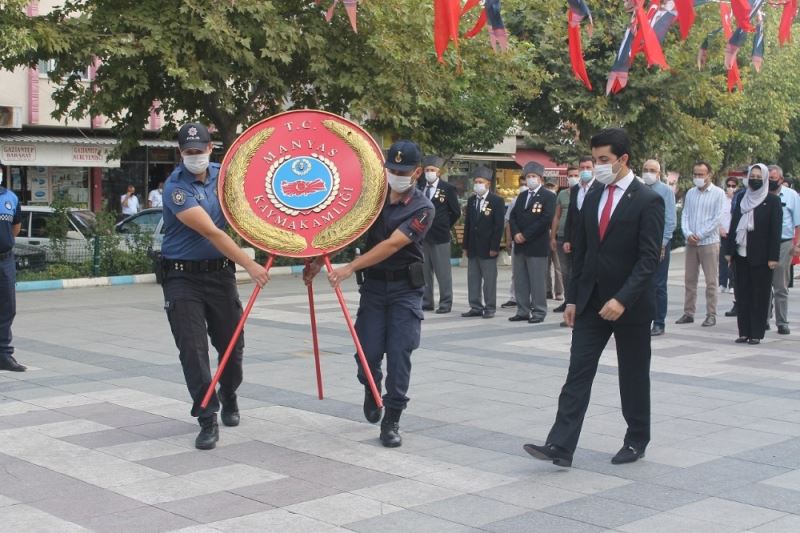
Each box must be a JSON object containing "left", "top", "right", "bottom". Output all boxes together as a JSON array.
[
  {"left": 16, "top": 211, "right": 30, "bottom": 238},
  {"left": 38, "top": 59, "right": 90, "bottom": 81},
  {"left": 30, "top": 212, "right": 50, "bottom": 238}
]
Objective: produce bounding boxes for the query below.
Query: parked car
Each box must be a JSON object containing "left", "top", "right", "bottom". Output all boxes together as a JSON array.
[
  {"left": 14, "top": 206, "right": 96, "bottom": 262},
  {"left": 115, "top": 207, "right": 164, "bottom": 252},
  {"left": 13, "top": 243, "right": 47, "bottom": 271}
]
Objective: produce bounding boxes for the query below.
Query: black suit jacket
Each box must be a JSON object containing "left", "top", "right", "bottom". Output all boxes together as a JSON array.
[
  {"left": 417, "top": 179, "right": 460, "bottom": 244},
  {"left": 724, "top": 193, "right": 782, "bottom": 266},
  {"left": 568, "top": 177, "right": 665, "bottom": 325},
  {"left": 463, "top": 192, "right": 505, "bottom": 259},
  {"left": 563, "top": 180, "right": 604, "bottom": 245},
  {"left": 509, "top": 187, "right": 556, "bottom": 257}
]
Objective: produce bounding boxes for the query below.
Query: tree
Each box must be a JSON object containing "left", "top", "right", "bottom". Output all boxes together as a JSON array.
[
  {"left": 0, "top": 0, "right": 543, "bottom": 157},
  {"left": 506, "top": 1, "right": 800, "bottom": 176}
]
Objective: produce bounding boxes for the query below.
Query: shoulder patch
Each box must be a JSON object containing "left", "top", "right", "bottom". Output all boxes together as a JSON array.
[
  {"left": 172, "top": 189, "right": 187, "bottom": 206},
  {"left": 4, "top": 201, "right": 11, "bottom": 210}
]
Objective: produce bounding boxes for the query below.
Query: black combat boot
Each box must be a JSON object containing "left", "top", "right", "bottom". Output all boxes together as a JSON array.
[
  {"left": 220, "top": 391, "right": 240, "bottom": 427},
  {"left": 363, "top": 383, "right": 383, "bottom": 424},
  {"left": 195, "top": 415, "right": 219, "bottom": 450},
  {"left": 380, "top": 407, "right": 403, "bottom": 448}
]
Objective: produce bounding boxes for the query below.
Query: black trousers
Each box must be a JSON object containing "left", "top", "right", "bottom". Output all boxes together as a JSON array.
[
  {"left": 547, "top": 305, "right": 651, "bottom": 454},
  {"left": 734, "top": 255, "right": 773, "bottom": 340},
  {"left": 163, "top": 266, "right": 243, "bottom": 419},
  {"left": 0, "top": 254, "right": 15, "bottom": 358}
]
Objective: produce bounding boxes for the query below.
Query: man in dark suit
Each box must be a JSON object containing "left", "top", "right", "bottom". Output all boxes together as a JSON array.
[
  {"left": 509, "top": 162, "right": 556, "bottom": 323},
  {"left": 418, "top": 155, "right": 461, "bottom": 314},
  {"left": 462, "top": 166, "right": 505, "bottom": 319},
  {"left": 524, "top": 128, "right": 665, "bottom": 467}
]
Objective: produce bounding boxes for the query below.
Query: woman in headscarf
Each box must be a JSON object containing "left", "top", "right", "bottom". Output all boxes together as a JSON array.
[{"left": 724, "top": 164, "right": 782, "bottom": 345}]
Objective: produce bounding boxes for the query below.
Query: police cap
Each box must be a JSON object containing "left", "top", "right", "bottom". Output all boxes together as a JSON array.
[{"left": 385, "top": 140, "right": 422, "bottom": 172}]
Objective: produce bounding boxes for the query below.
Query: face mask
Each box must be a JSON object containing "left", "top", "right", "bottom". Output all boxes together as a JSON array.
[
  {"left": 594, "top": 164, "right": 617, "bottom": 185},
  {"left": 519, "top": 185, "right": 528, "bottom": 194},
  {"left": 424, "top": 171, "right": 438, "bottom": 184},
  {"left": 183, "top": 153, "right": 210, "bottom": 175},
  {"left": 693, "top": 178, "right": 706, "bottom": 188},
  {"left": 567, "top": 176, "right": 580, "bottom": 187},
  {"left": 526, "top": 177, "right": 540, "bottom": 189},
  {"left": 387, "top": 171, "right": 414, "bottom": 193},
  {"left": 768, "top": 180, "right": 781, "bottom": 192},
  {"left": 579, "top": 170, "right": 593, "bottom": 182},
  {"left": 474, "top": 183, "right": 487, "bottom": 196},
  {"left": 642, "top": 172, "right": 658, "bottom": 185},
  {"left": 748, "top": 179, "right": 763, "bottom": 191}
]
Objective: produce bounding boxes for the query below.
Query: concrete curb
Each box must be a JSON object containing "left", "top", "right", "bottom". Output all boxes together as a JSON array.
[{"left": 16, "top": 258, "right": 463, "bottom": 293}]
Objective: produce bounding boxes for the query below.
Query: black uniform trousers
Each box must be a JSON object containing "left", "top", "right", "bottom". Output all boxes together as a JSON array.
[
  {"left": 163, "top": 265, "right": 243, "bottom": 419},
  {"left": 733, "top": 255, "right": 773, "bottom": 340},
  {"left": 0, "top": 254, "right": 16, "bottom": 358},
  {"left": 546, "top": 300, "right": 651, "bottom": 454}
]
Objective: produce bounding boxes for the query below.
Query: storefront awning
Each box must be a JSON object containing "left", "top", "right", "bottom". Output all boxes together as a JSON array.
[
  {"left": 453, "top": 154, "right": 517, "bottom": 162},
  {"left": 0, "top": 134, "right": 120, "bottom": 168}
]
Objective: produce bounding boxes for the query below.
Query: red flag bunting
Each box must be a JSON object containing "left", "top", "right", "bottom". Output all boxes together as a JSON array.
[
  {"left": 674, "top": 0, "right": 695, "bottom": 40},
  {"left": 779, "top": 0, "right": 798, "bottom": 46},
  {"left": 434, "top": 0, "right": 462, "bottom": 63},
  {"left": 730, "top": 0, "right": 755, "bottom": 32},
  {"left": 465, "top": 8, "right": 488, "bottom": 38},
  {"left": 568, "top": 10, "right": 592, "bottom": 90},
  {"left": 635, "top": 5, "right": 668, "bottom": 69},
  {"left": 720, "top": 3, "right": 742, "bottom": 92}
]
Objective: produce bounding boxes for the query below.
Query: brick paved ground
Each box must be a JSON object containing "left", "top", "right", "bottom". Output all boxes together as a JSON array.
[{"left": 2, "top": 251, "right": 800, "bottom": 532}]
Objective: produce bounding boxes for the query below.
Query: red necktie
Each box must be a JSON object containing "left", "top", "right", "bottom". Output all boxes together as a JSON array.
[{"left": 598, "top": 184, "right": 616, "bottom": 240}]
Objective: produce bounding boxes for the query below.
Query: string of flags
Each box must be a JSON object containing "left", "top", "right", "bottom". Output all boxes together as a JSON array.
[{"left": 313, "top": 0, "right": 798, "bottom": 94}]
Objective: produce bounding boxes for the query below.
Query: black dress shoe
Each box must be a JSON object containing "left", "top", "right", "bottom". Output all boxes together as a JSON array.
[
  {"left": 675, "top": 314, "right": 694, "bottom": 324},
  {"left": 363, "top": 384, "right": 382, "bottom": 424},
  {"left": 220, "top": 394, "right": 240, "bottom": 427},
  {"left": 422, "top": 305, "right": 435, "bottom": 311},
  {"left": 528, "top": 317, "right": 544, "bottom": 324},
  {"left": 482, "top": 310, "right": 496, "bottom": 319},
  {"left": 748, "top": 338, "right": 761, "bottom": 345},
  {"left": 435, "top": 307, "right": 451, "bottom": 314},
  {"left": 461, "top": 309, "right": 483, "bottom": 317},
  {"left": 195, "top": 415, "right": 219, "bottom": 450},
  {"left": 553, "top": 303, "right": 567, "bottom": 313},
  {"left": 523, "top": 443, "right": 573, "bottom": 467},
  {"left": 546, "top": 291, "right": 554, "bottom": 300},
  {"left": 0, "top": 355, "right": 26, "bottom": 372},
  {"left": 735, "top": 336, "right": 749, "bottom": 343},
  {"left": 559, "top": 321, "right": 568, "bottom": 327},
  {"left": 500, "top": 300, "right": 517, "bottom": 308},
  {"left": 380, "top": 408, "right": 402, "bottom": 448},
  {"left": 725, "top": 303, "right": 738, "bottom": 317},
  {"left": 508, "top": 314, "right": 529, "bottom": 322},
  {"left": 778, "top": 325, "right": 791, "bottom": 335},
  {"left": 650, "top": 325, "right": 665, "bottom": 336},
  {"left": 611, "top": 444, "right": 645, "bottom": 465}
]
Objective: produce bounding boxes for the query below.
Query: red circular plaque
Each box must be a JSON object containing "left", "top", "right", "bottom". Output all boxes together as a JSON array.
[{"left": 218, "top": 110, "right": 387, "bottom": 258}]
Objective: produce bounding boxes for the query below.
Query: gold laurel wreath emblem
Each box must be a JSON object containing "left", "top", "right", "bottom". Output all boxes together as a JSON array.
[
  {"left": 264, "top": 153, "right": 340, "bottom": 216},
  {"left": 312, "top": 120, "right": 385, "bottom": 250},
  {"left": 223, "top": 128, "right": 307, "bottom": 254}
]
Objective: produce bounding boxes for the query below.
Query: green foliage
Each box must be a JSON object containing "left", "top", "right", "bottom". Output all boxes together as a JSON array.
[
  {"left": 1, "top": 0, "right": 541, "bottom": 158},
  {"left": 506, "top": 1, "right": 800, "bottom": 177}
]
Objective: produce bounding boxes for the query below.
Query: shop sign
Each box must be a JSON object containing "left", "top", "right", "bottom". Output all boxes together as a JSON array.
[{"left": 1, "top": 144, "right": 36, "bottom": 162}]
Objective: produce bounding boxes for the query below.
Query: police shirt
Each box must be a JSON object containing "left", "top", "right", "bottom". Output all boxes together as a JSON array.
[
  {"left": 366, "top": 187, "right": 434, "bottom": 271},
  {"left": 0, "top": 187, "right": 21, "bottom": 253},
  {"left": 161, "top": 162, "right": 226, "bottom": 261}
]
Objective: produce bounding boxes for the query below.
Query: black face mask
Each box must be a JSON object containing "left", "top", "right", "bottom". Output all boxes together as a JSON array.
[
  {"left": 769, "top": 180, "right": 781, "bottom": 192},
  {"left": 748, "top": 179, "right": 763, "bottom": 191}
]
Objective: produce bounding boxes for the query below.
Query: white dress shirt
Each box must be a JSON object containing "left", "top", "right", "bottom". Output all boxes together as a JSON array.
[{"left": 597, "top": 171, "right": 635, "bottom": 222}]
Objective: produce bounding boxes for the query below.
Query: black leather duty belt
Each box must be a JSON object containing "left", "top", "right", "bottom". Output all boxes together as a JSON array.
[
  {"left": 0, "top": 249, "right": 12, "bottom": 260},
  {"left": 162, "top": 258, "right": 232, "bottom": 273},
  {"left": 365, "top": 268, "right": 409, "bottom": 282}
]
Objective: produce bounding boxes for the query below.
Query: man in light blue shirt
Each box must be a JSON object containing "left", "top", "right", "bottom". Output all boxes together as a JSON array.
[
  {"left": 643, "top": 160, "right": 676, "bottom": 336},
  {"left": 677, "top": 162, "right": 725, "bottom": 327},
  {"left": 767, "top": 166, "right": 800, "bottom": 334}
]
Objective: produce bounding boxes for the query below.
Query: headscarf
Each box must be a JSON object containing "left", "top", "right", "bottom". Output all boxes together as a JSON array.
[{"left": 736, "top": 163, "right": 769, "bottom": 250}]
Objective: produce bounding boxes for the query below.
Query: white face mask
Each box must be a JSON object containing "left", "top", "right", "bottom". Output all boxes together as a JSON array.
[
  {"left": 387, "top": 171, "right": 414, "bottom": 193},
  {"left": 579, "top": 170, "right": 593, "bottom": 182},
  {"left": 567, "top": 176, "right": 580, "bottom": 187},
  {"left": 693, "top": 178, "right": 707, "bottom": 188},
  {"left": 642, "top": 172, "right": 658, "bottom": 185},
  {"left": 474, "top": 183, "right": 487, "bottom": 196},
  {"left": 183, "top": 153, "right": 210, "bottom": 175},
  {"left": 526, "top": 177, "right": 540, "bottom": 189},
  {"left": 424, "top": 171, "right": 438, "bottom": 184},
  {"left": 594, "top": 163, "right": 617, "bottom": 185}
]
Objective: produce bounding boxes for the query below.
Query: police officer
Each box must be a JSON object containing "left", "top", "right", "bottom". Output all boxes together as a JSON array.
[
  {"left": 418, "top": 155, "right": 460, "bottom": 314},
  {"left": 161, "top": 123, "right": 270, "bottom": 450},
  {"left": 304, "top": 140, "right": 434, "bottom": 448},
  {"left": 0, "top": 168, "right": 26, "bottom": 372},
  {"left": 509, "top": 162, "right": 556, "bottom": 323}
]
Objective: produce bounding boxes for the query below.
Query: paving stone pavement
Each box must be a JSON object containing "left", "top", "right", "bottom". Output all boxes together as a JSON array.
[{"left": 2, "top": 250, "right": 800, "bottom": 532}]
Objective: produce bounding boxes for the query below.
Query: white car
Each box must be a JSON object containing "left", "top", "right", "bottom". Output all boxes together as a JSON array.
[
  {"left": 14, "top": 205, "right": 96, "bottom": 262},
  {"left": 115, "top": 207, "right": 164, "bottom": 252}
]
